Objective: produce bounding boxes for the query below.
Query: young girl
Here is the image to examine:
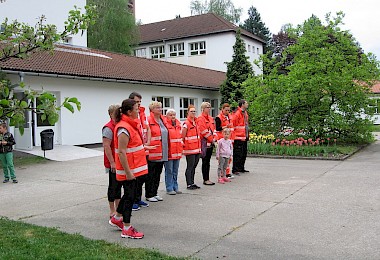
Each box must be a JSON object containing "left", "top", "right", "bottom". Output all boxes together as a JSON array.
[
  {"left": 0, "top": 121, "right": 17, "bottom": 183},
  {"left": 216, "top": 128, "right": 233, "bottom": 184}
]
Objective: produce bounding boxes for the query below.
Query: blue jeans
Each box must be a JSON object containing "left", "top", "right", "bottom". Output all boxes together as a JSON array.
[{"left": 164, "top": 159, "right": 180, "bottom": 192}]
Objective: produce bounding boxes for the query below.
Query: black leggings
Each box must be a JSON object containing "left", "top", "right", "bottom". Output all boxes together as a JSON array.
[
  {"left": 185, "top": 154, "right": 200, "bottom": 186},
  {"left": 201, "top": 146, "right": 213, "bottom": 181},
  {"left": 146, "top": 161, "right": 164, "bottom": 198},
  {"left": 107, "top": 169, "right": 122, "bottom": 202},
  {"left": 116, "top": 179, "right": 137, "bottom": 223}
]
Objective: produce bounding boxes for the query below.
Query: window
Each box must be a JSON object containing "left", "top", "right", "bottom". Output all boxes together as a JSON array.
[
  {"left": 189, "top": 41, "right": 206, "bottom": 56},
  {"left": 369, "top": 98, "right": 380, "bottom": 114},
  {"left": 252, "top": 45, "right": 255, "bottom": 53},
  {"left": 135, "top": 48, "right": 146, "bottom": 58},
  {"left": 152, "top": 96, "right": 173, "bottom": 115},
  {"left": 257, "top": 47, "right": 260, "bottom": 54},
  {"left": 150, "top": 45, "right": 165, "bottom": 59},
  {"left": 202, "top": 98, "right": 218, "bottom": 117},
  {"left": 169, "top": 43, "right": 184, "bottom": 57},
  {"left": 247, "top": 44, "right": 251, "bottom": 52},
  {"left": 180, "top": 97, "right": 196, "bottom": 119}
]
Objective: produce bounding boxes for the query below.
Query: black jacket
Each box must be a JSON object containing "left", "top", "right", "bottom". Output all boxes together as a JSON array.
[{"left": 0, "top": 132, "right": 16, "bottom": 153}]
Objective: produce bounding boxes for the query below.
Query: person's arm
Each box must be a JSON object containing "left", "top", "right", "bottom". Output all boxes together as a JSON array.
[
  {"left": 182, "top": 123, "right": 188, "bottom": 142},
  {"left": 102, "top": 137, "right": 115, "bottom": 172},
  {"left": 118, "top": 133, "right": 135, "bottom": 180},
  {"left": 215, "top": 117, "right": 222, "bottom": 131},
  {"left": 198, "top": 117, "right": 214, "bottom": 143},
  {"left": 145, "top": 123, "right": 152, "bottom": 145}
]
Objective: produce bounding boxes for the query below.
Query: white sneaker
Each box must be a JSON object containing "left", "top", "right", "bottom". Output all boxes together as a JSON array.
[
  {"left": 227, "top": 174, "right": 235, "bottom": 179},
  {"left": 146, "top": 197, "right": 158, "bottom": 202},
  {"left": 154, "top": 195, "right": 163, "bottom": 201}
]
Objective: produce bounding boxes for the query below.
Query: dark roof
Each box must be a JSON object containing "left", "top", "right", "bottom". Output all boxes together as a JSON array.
[
  {"left": 138, "top": 13, "right": 265, "bottom": 44},
  {"left": 0, "top": 45, "right": 225, "bottom": 90}
]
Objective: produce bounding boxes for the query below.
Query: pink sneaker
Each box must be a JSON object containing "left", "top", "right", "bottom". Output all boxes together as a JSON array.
[
  {"left": 223, "top": 177, "right": 231, "bottom": 182},
  {"left": 109, "top": 216, "right": 123, "bottom": 230},
  {"left": 121, "top": 226, "right": 144, "bottom": 239},
  {"left": 218, "top": 178, "right": 225, "bottom": 184}
]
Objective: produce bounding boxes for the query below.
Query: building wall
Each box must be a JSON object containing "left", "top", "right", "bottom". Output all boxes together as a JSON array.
[
  {"left": 0, "top": 0, "right": 87, "bottom": 47},
  {"left": 8, "top": 74, "right": 220, "bottom": 146}
]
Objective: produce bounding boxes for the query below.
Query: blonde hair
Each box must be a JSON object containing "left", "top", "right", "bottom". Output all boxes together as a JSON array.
[
  {"left": 201, "top": 102, "right": 211, "bottom": 111},
  {"left": 108, "top": 104, "right": 120, "bottom": 117},
  {"left": 149, "top": 101, "right": 162, "bottom": 111},
  {"left": 166, "top": 108, "right": 176, "bottom": 115},
  {"left": 222, "top": 128, "right": 231, "bottom": 134}
]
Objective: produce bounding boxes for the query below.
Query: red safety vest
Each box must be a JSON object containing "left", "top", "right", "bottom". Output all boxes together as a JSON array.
[
  {"left": 103, "top": 119, "right": 115, "bottom": 169},
  {"left": 233, "top": 107, "right": 249, "bottom": 141},
  {"left": 167, "top": 119, "right": 183, "bottom": 160},
  {"left": 182, "top": 118, "right": 201, "bottom": 155},
  {"left": 215, "top": 112, "right": 235, "bottom": 141},
  {"left": 147, "top": 113, "right": 167, "bottom": 161},
  {"left": 197, "top": 113, "right": 215, "bottom": 147},
  {"left": 114, "top": 114, "right": 148, "bottom": 181}
]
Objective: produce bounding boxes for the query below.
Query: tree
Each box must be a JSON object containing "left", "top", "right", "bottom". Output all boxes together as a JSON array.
[
  {"left": 190, "top": 0, "right": 242, "bottom": 24},
  {"left": 87, "top": 0, "right": 138, "bottom": 55},
  {"left": 240, "top": 6, "right": 271, "bottom": 53},
  {"left": 220, "top": 30, "right": 253, "bottom": 106},
  {"left": 245, "top": 12, "right": 380, "bottom": 143},
  {"left": 0, "top": 5, "right": 96, "bottom": 133}
]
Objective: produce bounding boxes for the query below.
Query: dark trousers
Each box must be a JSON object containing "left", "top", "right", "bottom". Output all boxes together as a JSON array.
[
  {"left": 232, "top": 139, "right": 248, "bottom": 173},
  {"left": 134, "top": 174, "right": 148, "bottom": 203},
  {"left": 146, "top": 161, "right": 164, "bottom": 198},
  {"left": 116, "top": 179, "right": 137, "bottom": 223},
  {"left": 185, "top": 154, "right": 200, "bottom": 186},
  {"left": 107, "top": 169, "right": 122, "bottom": 202},
  {"left": 201, "top": 146, "right": 213, "bottom": 181}
]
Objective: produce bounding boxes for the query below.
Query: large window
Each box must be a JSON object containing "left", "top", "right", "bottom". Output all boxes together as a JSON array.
[
  {"left": 135, "top": 48, "right": 146, "bottom": 58},
  {"left": 202, "top": 98, "right": 218, "bottom": 117},
  {"left": 169, "top": 43, "right": 184, "bottom": 57},
  {"left": 150, "top": 45, "right": 165, "bottom": 59},
  {"left": 180, "top": 97, "right": 196, "bottom": 119},
  {"left": 189, "top": 41, "right": 206, "bottom": 56},
  {"left": 369, "top": 98, "right": 380, "bottom": 114},
  {"left": 152, "top": 96, "right": 173, "bottom": 115}
]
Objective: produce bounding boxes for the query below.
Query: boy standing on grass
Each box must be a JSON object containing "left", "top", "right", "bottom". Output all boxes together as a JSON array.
[{"left": 0, "top": 121, "right": 17, "bottom": 183}]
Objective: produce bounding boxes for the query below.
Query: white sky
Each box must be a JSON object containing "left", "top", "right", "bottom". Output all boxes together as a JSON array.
[{"left": 135, "top": 0, "right": 380, "bottom": 59}]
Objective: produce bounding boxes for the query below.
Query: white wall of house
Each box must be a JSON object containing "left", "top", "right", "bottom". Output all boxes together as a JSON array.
[
  {"left": 6, "top": 73, "right": 220, "bottom": 147},
  {"left": 0, "top": 0, "right": 87, "bottom": 47},
  {"left": 136, "top": 33, "right": 263, "bottom": 74}
]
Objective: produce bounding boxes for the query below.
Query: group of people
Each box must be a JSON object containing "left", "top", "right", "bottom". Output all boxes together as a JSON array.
[{"left": 102, "top": 92, "right": 250, "bottom": 239}]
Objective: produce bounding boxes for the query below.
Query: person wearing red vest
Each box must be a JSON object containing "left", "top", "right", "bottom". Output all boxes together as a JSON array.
[
  {"left": 232, "top": 99, "right": 250, "bottom": 174},
  {"left": 182, "top": 105, "right": 201, "bottom": 190},
  {"left": 164, "top": 109, "right": 183, "bottom": 195},
  {"left": 215, "top": 103, "right": 235, "bottom": 178},
  {"left": 146, "top": 101, "right": 169, "bottom": 202},
  {"left": 109, "top": 99, "right": 147, "bottom": 239},
  {"left": 128, "top": 92, "right": 151, "bottom": 210},
  {"left": 102, "top": 104, "right": 122, "bottom": 219},
  {"left": 197, "top": 102, "right": 216, "bottom": 186}
]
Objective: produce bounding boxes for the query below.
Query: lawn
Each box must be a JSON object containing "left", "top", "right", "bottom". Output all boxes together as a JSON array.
[{"left": 0, "top": 217, "right": 185, "bottom": 260}]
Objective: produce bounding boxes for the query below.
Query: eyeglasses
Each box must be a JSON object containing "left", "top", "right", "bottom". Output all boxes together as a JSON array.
[
  {"left": 190, "top": 111, "right": 196, "bottom": 113},
  {"left": 205, "top": 106, "right": 211, "bottom": 109}
]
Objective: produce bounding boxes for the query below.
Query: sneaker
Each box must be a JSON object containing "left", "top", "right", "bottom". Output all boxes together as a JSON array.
[
  {"left": 218, "top": 178, "right": 225, "bottom": 184},
  {"left": 223, "top": 177, "right": 231, "bottom": 182},
  {"left": 121, "top": 226, "right": 144, "bottom": 239},
  {"left": 175, "top": 190, "right": 183, "bottom": 194},
  {"left": 12, "top": 179, "right": 18, "bottom": 184},
  {"left": 132, "top": 204, "right": 140, "bottom": 211},
  {"left": 109, "top": 216, "right": 123, "bottom": 230},
  {"left": 226, "top": 174, "right": 235, "bottom": 179},
  {"left": 187, "top": 185, "right": 197, "bottom": 190},
  {"left": 167, "top": 191, "right": 176, "bottom": 195},
  {"left": 154, "top": 195, "right": 163, "bottom": 201},
  {"left": 146, "top": 197, "right": 158, "bottom": 202},
  {"left": 192, "top": 184, "right": 201, "bottom": 189},
  {"left": 3, "top": 179, "right": 9, "bottom": 183},
  {"left": 243, "top": 169, "right": 250, "bottom": 173},
  {"left": 138, "top": 200, "right": 149, "bottom": 207}
]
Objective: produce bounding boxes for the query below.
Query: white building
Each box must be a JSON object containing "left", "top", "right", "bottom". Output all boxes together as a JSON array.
[
  {"left": 135, "top": 13, "right": 265, "bottom": 74},
  {"left": 0, "top": 0, "right": 87, "bottom": 46}
]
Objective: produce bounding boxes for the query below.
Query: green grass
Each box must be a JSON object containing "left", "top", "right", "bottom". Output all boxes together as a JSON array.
[
  {"left": 0, "top": 217, "right": 186, "bottom": 260},
  {"left": 0, "top": 153, "right": 47, "bottom": 170},
  {"left": 371, "top": 124, "right": 380, "bottom": 132}
]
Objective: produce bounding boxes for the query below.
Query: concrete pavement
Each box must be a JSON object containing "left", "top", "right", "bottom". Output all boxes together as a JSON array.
[{"left": 1, "top": 142, "right": 379, "bottom": 259}]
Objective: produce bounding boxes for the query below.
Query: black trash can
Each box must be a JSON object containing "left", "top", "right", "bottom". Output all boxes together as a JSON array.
[{"left": 40, "top": 129, "right": 54, "bottom": 151}]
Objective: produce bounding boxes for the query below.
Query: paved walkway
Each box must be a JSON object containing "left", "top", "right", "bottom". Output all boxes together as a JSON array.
[{"left": 1, "top": 142, "right": 379, "bottom": 259}]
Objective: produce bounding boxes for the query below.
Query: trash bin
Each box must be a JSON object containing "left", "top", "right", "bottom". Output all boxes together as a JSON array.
[{"left": 40, "top": 129, "right": 54, "bottom": 151}]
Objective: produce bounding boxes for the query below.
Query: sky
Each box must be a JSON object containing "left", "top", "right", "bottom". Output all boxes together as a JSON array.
[{"left": 135, "top": 0, "right": 380, "bottom": 59}]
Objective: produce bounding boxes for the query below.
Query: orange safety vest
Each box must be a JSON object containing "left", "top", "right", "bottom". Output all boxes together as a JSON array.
[
  {"left": 197, "top": 113, "right": 215, "bottom": 147},
  {"left": 182, "top": 118, "right": 201, "bottom": 155},
  {"left": 167, "top": 118, "right": 183, "bottom": 160},
  {"left": 214, "top": 112, "right": 235, "bottom": 141},
  {"left": 147, "top": 113, "right": 167, "bottom": 161},
  {"left": 233, "top": 107, "right": 249, "bottom": 141},
  {"left": 114, "top": 114, "right": 148, "bottom": 181}
]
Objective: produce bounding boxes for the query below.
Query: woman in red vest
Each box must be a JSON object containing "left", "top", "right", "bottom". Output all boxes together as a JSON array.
[
  {"left": 108, "top": 99, "right": 147, "bottom": 239},
  {"left": 164, "top": 109, "right": 183, "bottom": 195},
  {"left": 102, "top": 104, "right": 122, "bottom": 219},
  {"left": 182, "top": 105, "right": 201, "bottom": 190}
]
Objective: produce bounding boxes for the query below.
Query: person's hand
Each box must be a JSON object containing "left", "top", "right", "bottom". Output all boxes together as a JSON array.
[
  {"left": 1, "top": 140, "right": 6, "bottom": 145},
  {"left": 110, "top": 162, "right": 116, "bottom": 173},
  {"left": 216, "top": 157, "right": 219, "bottom": 161},
  {"left": 126, "top": 173, "right": 136, "bottom": 180},
  {"left": 144, "top": 145, "right": 157, "bottom": 150}
]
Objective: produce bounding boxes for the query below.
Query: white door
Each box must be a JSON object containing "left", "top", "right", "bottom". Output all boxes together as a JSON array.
[{"left": 33, "top": 96, "right": 59, "bottom": 147}]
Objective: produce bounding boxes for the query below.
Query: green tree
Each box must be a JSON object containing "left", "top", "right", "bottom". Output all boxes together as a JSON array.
[
  {"left": 0, "top": 5, "right": 96, "bottom": 132},
  {"left": 87, "top": 0, "right": 138, "bottom": 55},
  {"left": 190, "top": 0, "right": 242, "bottom": 24},
  {"left": 245, "top": 12, "right": 380, "bottom": 143},
  {"left": 240, "top": 6, "right": 271, "bottom": 53},
  {"left": 220, "top": 30, "right": 253, "bottom": 106}
]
